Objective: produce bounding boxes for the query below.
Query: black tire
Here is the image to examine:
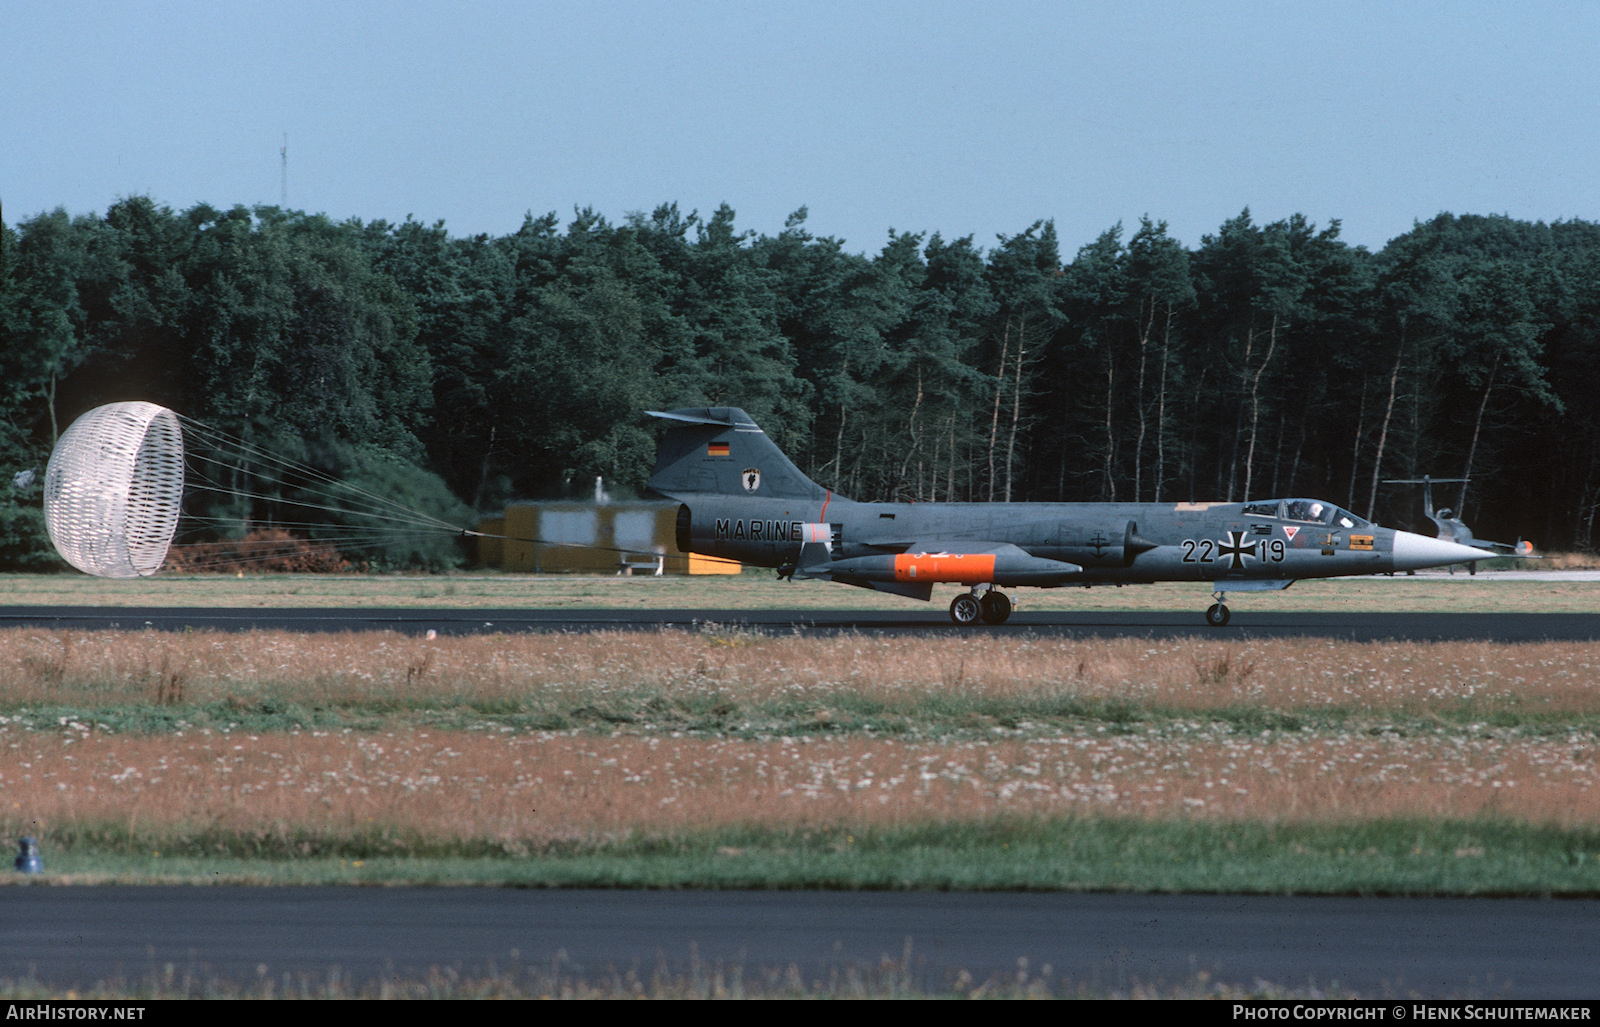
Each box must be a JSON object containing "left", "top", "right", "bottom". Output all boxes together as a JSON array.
[
  {"left": 1205, "top": 602, "right": 1231, "bottom": 627},
  {"left": 979, "top": 591, "right": 1012, "bottom": 625},
  {"left": 949, "top": 594, "right": 982, "bottom": 626}
]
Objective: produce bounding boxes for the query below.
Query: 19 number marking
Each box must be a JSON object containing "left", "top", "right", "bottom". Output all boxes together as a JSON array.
[{"left": 1181, "top": 538, "right": 1286, "bottom": 562}]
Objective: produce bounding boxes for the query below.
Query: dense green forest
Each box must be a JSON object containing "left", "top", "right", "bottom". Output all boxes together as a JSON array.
[{"left": 4, "top": 196, "right": 1599, "bottom": 569}]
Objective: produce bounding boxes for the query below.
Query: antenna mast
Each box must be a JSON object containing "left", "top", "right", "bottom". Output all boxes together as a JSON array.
[{"left": 280, "top": 133, "right": 288, "bottom": 206}]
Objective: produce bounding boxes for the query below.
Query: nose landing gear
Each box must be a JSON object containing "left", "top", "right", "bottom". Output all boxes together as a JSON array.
[{"left": 1206, "top": 589, "right": 1232, "bottom": 627}]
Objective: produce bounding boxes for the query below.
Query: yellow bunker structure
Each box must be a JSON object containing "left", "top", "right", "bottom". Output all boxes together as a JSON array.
[{"left": 476, "top": 501, "right": 740, "bottom": 574}]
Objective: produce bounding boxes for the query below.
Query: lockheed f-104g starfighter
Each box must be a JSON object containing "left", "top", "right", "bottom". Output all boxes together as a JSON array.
[{"left": 647, "top": 407, "right": 1502, "bottom": 626}]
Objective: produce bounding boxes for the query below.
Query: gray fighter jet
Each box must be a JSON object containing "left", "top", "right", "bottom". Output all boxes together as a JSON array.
[
  {"left": 1384, "top": 476, "right": 1535, "bottom": 575},
  {"left": 648, "top": 407, "right": 1497, "bottom": 626}
]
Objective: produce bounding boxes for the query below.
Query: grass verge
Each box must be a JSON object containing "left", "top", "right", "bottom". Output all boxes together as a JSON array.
[{"left": 11, "top": 818, "right": 1600, "bottom": 895}]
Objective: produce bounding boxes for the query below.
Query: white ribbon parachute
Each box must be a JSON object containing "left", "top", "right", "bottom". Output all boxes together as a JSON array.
[
  {"left": 44, "top": 401, "right": 186, "bottom": 578},
  {"left": 38, "top": 401, "right": 562, "bottom": 576}
]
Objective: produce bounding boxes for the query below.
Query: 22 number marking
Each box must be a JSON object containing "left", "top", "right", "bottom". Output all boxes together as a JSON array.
[{"left": 1181, "top": 538, "right": 1286, "bottom": 562}]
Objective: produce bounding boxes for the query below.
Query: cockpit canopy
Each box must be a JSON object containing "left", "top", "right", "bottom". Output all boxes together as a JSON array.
[{"left": 1241, "top": 498, "right": 1369, "bottom": 529}]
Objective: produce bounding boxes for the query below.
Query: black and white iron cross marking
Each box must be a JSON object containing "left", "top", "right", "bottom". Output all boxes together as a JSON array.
[{"left": 1217, "top": 530, "right": 1258, "bottom": 571}]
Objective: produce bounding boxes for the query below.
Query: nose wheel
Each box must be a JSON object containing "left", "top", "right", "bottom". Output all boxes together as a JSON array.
[{"left": 1205, "top": 589, "right": 1231, "bottom": 627}]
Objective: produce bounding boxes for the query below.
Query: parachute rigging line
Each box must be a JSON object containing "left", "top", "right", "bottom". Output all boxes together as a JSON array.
[{"left": 44, "top": 403, "right": 668, "bottom": 576}]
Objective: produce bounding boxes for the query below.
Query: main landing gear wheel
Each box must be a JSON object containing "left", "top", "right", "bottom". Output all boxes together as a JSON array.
[
  {"left": 980, "top": 591, "right": 1012, "bottom": 625},
  {"left": 1205, "top": 602, "right": 1231, "bottom": 627},
  {"left": 949, "top": 593, "right": 982, "bottom": 626}
]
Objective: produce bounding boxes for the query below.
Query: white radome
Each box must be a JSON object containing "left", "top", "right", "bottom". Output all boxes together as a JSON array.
[{"left": 43, "top": 401, "right": 185, "bottom": 578}]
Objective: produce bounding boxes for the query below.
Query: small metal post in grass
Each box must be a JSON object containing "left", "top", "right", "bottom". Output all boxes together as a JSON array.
[{"left": 14, "top": 838, "right": 41, "bottom": 874}]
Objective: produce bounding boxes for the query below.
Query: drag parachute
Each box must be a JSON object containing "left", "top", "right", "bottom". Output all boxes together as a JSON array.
[
  {"left": 44, "top": 402, "right": 186, "bottom": 578},
  {"left": 40, "top": 401, "right": 477, "bottom": 576},
  {"left": 38, "top": 401, "right": 577, "bottom": 577}
]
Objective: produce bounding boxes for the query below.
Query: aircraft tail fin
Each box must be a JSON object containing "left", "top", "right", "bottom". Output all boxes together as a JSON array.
[{"left": 646, "top": 408, "right": 831, "bottom": 502}]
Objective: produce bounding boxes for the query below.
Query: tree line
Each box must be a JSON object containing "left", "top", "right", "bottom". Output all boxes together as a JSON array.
[{"left": 4, "top": 196, "right": 1599, "bottom": 568}]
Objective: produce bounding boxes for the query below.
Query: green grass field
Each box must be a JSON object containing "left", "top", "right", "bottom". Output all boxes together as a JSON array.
[{"left": 17, "top": 819, "right": 1600, "bottom": 895}]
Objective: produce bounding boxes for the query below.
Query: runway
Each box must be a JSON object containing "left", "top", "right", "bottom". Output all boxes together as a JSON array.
[
  {"left": 3, "top": 606, "right": 1600, "bottom": 642},
  {"left": 1, "top": 887, "right": 1594, "bottom": 998}
]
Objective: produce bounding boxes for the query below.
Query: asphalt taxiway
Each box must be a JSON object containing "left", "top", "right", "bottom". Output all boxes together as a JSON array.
[
  {"left": 3, "top": 606, "right": 1600, "bottom": 642},
  {"left": 2, "top": 887, "right": 1595, "bottom": 998}
]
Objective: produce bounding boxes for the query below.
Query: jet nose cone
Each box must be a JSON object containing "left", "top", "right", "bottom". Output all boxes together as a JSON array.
[{"left": 1391, "top": 530, "right": 1490, "bottom": 571}]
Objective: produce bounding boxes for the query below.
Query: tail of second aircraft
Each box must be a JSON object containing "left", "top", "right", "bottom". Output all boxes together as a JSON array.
[{"left": 646, "top": 407, "right": 831, "bottom": 502}]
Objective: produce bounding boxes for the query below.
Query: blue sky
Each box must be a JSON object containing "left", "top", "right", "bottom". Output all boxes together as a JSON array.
[{"left": 7, "top": 0, "right": 1599, "bottom": 255}]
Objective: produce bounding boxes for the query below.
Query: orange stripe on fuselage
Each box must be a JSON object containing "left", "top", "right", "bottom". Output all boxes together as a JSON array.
[{"left": 893, "top": 552, "right": 997, "bottom": 583}]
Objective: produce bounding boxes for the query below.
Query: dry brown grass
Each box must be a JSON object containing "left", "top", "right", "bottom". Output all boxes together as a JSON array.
[
  {"left": 2, "top": 628, "right": 1599, "bottom": 716},
  {"left": 1535, "top": 551, "right": 1600, "bottom": 570},
  {"left": 0, "top": 628, "right": 1597, "bottom": 842},
  {"left": 2, "top": 726, "right": 1595, "bottom": 844}
]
